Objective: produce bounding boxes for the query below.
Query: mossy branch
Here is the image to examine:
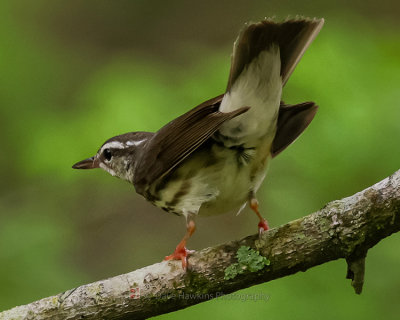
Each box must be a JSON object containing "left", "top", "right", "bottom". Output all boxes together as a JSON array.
[{"left": 1, "top": 170, "right": 399, "bottom": 320}]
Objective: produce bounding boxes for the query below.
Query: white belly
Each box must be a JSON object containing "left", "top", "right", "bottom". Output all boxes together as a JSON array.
[
  {"left": 198, "top": 143, "right": 271, "bottom": 216},
  {"left": 152, "top": 139, "right": 272, "bottom": 218}
]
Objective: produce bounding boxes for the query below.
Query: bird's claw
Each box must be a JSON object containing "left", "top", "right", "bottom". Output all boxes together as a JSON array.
[
  {"left": 258, "top": 219, "right": 269, "bottom": 236},
  {"left": 164, "top": 246, "right": 195, "bottom": 270}
]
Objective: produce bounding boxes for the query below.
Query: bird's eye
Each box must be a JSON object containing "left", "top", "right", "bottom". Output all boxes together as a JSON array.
[{"left": 103, "top": 148, "right": 112, "bottom": 161}]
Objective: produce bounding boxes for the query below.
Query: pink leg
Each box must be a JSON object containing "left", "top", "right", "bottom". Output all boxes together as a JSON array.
[
  {"left": 249, "top": 196, "right": 269, "bottom": 234},
  {"left": 164, "top": 219, "right": 196, "bottom": 270}
]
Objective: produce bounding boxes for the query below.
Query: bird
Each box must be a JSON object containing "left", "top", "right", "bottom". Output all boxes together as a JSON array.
[{"left": 72, "top": 17, "right": 324, "bottom": 269}]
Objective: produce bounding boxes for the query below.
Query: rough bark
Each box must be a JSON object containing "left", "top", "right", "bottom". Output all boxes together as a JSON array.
[{"left": 1, "top": 169, "right": 399, "bottom": 320}]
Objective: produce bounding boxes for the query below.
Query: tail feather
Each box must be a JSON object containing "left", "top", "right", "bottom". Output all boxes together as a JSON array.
[
  {"left": 217, "top": 17, "right": 323, "bottom": 148},
  {"left": 227, "top": 17, "right": 324, "bottom": 91}
]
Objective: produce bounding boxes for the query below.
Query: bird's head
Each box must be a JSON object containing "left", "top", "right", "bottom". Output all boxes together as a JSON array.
[{"left": 72, "top": 132, "right": 151, "bottom": 182}]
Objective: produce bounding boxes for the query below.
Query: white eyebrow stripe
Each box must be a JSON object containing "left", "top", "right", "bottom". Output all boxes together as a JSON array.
[
  {"left": 100, "top": 139, "right": 146, "bottom": 154},
  {"left": 126, "top": 139, "right": 145, "bottom": 146},
  {"left": 100, "top": 141, "right": 125, "bottom": 153}
]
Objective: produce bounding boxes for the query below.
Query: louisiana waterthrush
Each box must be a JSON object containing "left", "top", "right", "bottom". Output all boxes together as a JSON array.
[{"left": 73, "top": 18, "right": 324, "bottom": 269}]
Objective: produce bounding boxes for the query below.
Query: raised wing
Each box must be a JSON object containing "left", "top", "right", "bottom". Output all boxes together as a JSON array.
[{"left": 133, "top": 95, "right": 248, "bottom": 194}]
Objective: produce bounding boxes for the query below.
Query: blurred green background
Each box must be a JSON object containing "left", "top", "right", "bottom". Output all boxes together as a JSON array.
[{"left": 0, "top": 0, "right": 399, "bottom": 319}]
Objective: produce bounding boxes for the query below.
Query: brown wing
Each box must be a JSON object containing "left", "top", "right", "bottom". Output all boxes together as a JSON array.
[
  {"left": 272, "top": 101, "right": 318, "bottom": 157},
  {"left": 133, "top": 95, "right": 248, "bottom": 194}
]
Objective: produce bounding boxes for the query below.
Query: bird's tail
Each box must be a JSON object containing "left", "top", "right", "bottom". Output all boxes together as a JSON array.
[
  {"left": 217, "top": 18, "right": 324, "bottom": 148},
  {"left": 226, "top": 17, "right": 325, "bottom": 90}
]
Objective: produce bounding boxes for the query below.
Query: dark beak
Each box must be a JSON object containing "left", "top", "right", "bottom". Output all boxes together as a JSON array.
[{"left": 72, "top": 156, "right": 99, "bottom": 169}]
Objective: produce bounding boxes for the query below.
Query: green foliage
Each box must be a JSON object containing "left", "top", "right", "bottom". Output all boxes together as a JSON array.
[{"left": 224, "top": 246, "right": 270, "bottom": 280}]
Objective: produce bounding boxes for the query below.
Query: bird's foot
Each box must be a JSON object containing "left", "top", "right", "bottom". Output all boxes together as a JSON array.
[
  {"left": 258, "top": 219, "right": 269, "bottom": 235},
  {"left": 249, "top": 196, "right": 270, "bottom": 235},
  {"left": 164, "top": 245, "right": 195, "bottom": 270}
]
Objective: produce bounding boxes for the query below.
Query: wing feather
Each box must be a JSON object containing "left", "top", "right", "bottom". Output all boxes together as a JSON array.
[
  {"left": 271, "top": 101, "right": 318, "bottom": 157},
  {"left": 133, "top": 95, "right": 248, "bottom": 194}
]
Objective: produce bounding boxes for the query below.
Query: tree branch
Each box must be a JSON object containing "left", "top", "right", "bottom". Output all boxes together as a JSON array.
[{"left": 1, "top": 170, "right": 399, "bottom": 320}]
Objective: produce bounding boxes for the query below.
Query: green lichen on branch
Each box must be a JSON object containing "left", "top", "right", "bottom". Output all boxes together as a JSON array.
[{"left": 224, "top": 246, "right": 270, "bottom": 280}]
